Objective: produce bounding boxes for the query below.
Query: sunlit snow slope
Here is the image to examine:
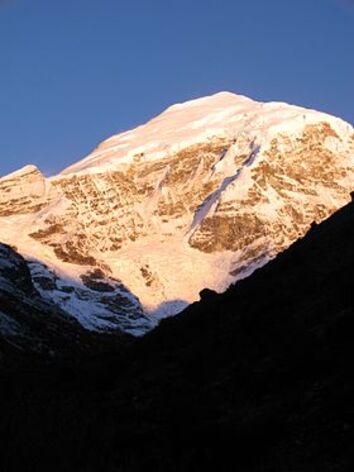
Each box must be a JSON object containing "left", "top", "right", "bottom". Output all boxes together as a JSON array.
[{"left": 1, "top": 92, "right": 353, "bottom": 334}]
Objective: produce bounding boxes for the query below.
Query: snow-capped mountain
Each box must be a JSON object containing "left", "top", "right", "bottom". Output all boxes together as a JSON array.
[{"left": 0, "top": 91, "right": 353, "bottom": 335}]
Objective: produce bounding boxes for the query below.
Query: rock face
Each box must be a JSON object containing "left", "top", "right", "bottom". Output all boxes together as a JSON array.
[
  {"left": 0, "top": 91, "right": 353, "bottom": 334},
  {"left": 0, "top": 165, "right": 57, "bottom": 217}
]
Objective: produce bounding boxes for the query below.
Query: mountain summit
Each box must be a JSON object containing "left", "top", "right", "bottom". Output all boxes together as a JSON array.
[{"left": 0, "top": 92, "right": 353, "bottom": 334}]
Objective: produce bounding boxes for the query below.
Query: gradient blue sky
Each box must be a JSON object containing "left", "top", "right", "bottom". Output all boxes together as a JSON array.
[{"left": 0, "top": 0, "right": 353, "bottom": 176}]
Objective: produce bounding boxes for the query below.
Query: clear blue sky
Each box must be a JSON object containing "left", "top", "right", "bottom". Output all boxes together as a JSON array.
[{"left": 0, "top": 0, "right": 353, "bottom": 176}]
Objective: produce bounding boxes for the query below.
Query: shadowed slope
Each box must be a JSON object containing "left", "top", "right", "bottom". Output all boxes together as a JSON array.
[{"left": 0, "top": 243, "right": 131, "bottom": 363}]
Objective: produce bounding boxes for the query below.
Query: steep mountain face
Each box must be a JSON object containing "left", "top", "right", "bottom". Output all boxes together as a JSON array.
[{"left": 0, "top": 92, "right": 353, "bottom": 334}]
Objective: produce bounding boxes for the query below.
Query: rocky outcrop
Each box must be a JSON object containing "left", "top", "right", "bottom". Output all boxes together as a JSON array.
[{"left": 0, "top": 165, "right": 58, "bottom": 217}]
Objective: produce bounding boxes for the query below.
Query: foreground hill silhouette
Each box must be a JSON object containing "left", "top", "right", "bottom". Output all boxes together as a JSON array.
[{"left": 2, "top": 196, "right": 354, "bottom": 471}]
